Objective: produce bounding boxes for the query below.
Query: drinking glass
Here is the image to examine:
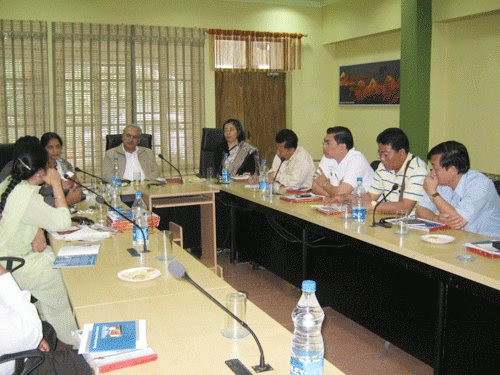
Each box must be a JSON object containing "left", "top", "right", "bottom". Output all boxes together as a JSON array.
[
  {"left": 221, "top": 292, "right": 249, "bottom": 339},
  {"left": 393, "top": 210, "right": 409, "bottom": 235},
  {"left": 156, "top": 230, "right": 175, "bottom": 261}
]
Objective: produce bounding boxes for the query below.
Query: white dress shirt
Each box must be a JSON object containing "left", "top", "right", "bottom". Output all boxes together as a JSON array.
[
  {"left": 0, "top": 272, "right": 42, "bottom": 375},
  {"left": 123, "top": 145, "right": 145, "bottom": 181},
  {"left": 270, "top": 146, "right": 315, "bottom": 189}
]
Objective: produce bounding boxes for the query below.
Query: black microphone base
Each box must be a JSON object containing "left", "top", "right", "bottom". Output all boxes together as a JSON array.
[
  {"left": 252, "top": 363, "right": 273, "bottom": 372},
  {"left": 371, "top": 221, "right": 392, "bottom": 228}
]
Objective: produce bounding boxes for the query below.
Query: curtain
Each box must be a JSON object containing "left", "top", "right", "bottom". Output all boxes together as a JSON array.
[
  {"left": 0, "top": 20, "right": 50, "bottom": 142},
  {"left": 207, "top": 29, "right": 303, "bottom": 72},
  {"left": 53, "top": 22, "right": 205, "bottom": 178}
]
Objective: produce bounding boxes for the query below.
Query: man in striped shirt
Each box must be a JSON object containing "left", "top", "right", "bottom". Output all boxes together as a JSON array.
[{"left": 366, "top": 128, "right": 429, "bottom": 214}]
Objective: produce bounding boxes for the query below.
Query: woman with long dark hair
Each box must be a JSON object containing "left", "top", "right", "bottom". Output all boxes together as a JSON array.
[{"left": 0, "top": 143, "right": 78, "bottom": 345}]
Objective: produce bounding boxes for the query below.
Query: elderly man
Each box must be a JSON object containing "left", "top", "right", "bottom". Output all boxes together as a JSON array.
[
  {"left": 416, "top": 141, "right": 500, "bottom": 237},
  {"left": 268, "top": 129, "right": 315, "bottom": 190},
  {"left": 365, "top": 127, "right": 428, "bottom": 214},
  {"left": 312, "top": 126, "right": 373, "bottom": 197},
  {"left": 102, "top": 125, "right": 160, "bottom": 182}
]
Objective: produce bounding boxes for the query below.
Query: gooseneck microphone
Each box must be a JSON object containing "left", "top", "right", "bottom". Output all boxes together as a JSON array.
[
  {"left": 272, "top": 157, "right": 285, "bottom": 185},
  {"left": 74, "top": 167, "right": 107, "bottom": 184},
  {"left": 371, "top": 183, "right": 399, "bottom": 228},
  {"left": 158, "top": 154, "right": 183, "bottom": 183},
  {"left": 65, "top": 174, "right": 149, "bottom": 253},
  {"left": 168, "top": 261, "right": 273, "bottom": 373}
]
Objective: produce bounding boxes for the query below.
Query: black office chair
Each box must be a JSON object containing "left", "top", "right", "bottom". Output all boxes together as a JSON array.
[
  {"left": 0, "top": 143, "right": 15, "bottom": 173},
  {"left": 0, "top": 349, "right": 44, "bottom": 375},
  {"left": 0, "top": 256, "right": 37, "bottom": 303},
  {"left": 370, "top": 160, "right": 381, "bottom": 171},
  {"left": 105, "top": 133, "right": 153, "bottom": 151},
  {"left": 198, "top": 128, "right": 224, "bottom": 178}
]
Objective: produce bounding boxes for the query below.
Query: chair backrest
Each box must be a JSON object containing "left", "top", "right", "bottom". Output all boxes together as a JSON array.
[
  {"left": 370, "top": 160, "right": 381, "bottom": 171},
  {"left": 105, "top": 134, "right": 153, "bottom": 151},
  {"left": 0, "top": 144, "right": 15, "bottom": 173},
  {"left": 0, "top": 256, "right": 25, "bottom": 273},
  {"left": 198, "top": 128, "right": 224, "bottom": 178}
]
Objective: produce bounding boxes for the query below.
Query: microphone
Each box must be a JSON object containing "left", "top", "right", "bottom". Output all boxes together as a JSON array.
[
  {"left": 272, "top": 156, "right": 285, "bottom": 185},
  {"left": 74, "top": 167, "right": 107, "bottom": 184},
  {"left": 158, "top": 154, "right": 183, "bottom": 183},
  {"left": 168, "top": 261, "right": 273, "bottom": 373},
  {"left": 65, "top": 174, "right": 149, "bottom": 253},
  {"left": 371, "top": 183, "right": 399, "bottom": 228}
]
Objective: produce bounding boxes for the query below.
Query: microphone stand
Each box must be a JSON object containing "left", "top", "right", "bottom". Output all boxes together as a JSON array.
[
  {"left": 74, "top": 167, "right": 107, "bottom": 184},
  {"left": 66, "top": 175, "right": 149, "bottom": 253},
  {"left": 371, "top": 183, "right": 399, "bottom": 228},
  {"left": 158, "top": 154, "right": 183, "bottom": 183},
  {"left": 270, "top": 157, "right": 285, "bottom": 195},
  {"left": 168, "top": 261, "right": 272, "bottom": 373}
]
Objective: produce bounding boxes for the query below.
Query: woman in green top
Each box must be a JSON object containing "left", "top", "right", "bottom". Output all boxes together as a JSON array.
[{"left": 0, "top": 143, "right": 77, "bottom": 345}]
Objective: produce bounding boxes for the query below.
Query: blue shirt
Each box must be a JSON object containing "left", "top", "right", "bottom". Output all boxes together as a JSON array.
[{"left": 418, "top": 170, "right": 500, "bottom": 238}]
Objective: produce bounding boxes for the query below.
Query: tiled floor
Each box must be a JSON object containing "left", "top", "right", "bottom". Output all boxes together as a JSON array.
[{"left": 219, "top": 252, "right": 434, "bottom": 375}]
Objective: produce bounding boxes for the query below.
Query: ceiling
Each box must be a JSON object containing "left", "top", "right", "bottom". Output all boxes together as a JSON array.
[{"left": 223, "top": 0, "right": 342, "bottom": 8}]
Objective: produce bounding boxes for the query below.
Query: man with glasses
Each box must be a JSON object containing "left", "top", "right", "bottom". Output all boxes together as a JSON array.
[
  {"left": 102, "top": 125, "right": 160, "bottom": 182},
  {"left": 366, "top": 127, "right": 428, "bottom": 214},
  {"left": 416, "top": 141, "right": 500, "bottom": 237},
  {"left": 312, "top": 127, "right": 373, "bottom": 197}
]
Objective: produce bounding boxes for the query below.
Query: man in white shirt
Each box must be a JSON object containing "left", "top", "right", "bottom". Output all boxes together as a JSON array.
[
  {"left": 312, "top": 126, "right": 373, "bottom": 196},
  {"left": 102, "top": 125, "right": 160, "bottom": 182},
  {"left": 268, "top": 129, "right": 315, "bottom": 189}
]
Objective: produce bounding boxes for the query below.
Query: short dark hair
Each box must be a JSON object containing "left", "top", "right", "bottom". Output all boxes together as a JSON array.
[
  {"left": 327, "top": 126, "right": 353, "bottom": 150},
  {"left": 275, "top": 129, "right": 298, "bottom": 149},
  {"left": 41, "top": 132, "right": 63, "bottom": 149},
  {"left": 376, "top": 128, "right": 409, "bottom": 153},
  {"left": 427, "top": 141, "right": 470, "bottom": 174},
  {"left": 223, "top": 119, "right": 245, "bottom": 142}
]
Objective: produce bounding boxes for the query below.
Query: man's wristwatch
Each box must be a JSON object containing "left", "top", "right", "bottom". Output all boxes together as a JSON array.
[{"left": 430, "top": 192, "right": 440, "bottom": 202}]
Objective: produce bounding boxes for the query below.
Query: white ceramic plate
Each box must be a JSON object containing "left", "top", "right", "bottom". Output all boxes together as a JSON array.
[
  {"left": 231, "top": 175, "right": 249, "bottom": 181},
  {"left": 420, "top": 234, "right": 455, "bottom": 244},
  {"left": 117, "top": 267, "right": 160, "bottom": 282},
  {"left": 189, "top": 178, "right": 206, "bottom": 183}
]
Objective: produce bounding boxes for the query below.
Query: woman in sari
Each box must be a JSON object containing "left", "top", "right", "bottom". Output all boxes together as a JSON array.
[
  {"left": 214, "top": 119, "right": 259, "bottom": 176},
  {"left": 0, "top": 143, "right": 78, "bottom": 345}
]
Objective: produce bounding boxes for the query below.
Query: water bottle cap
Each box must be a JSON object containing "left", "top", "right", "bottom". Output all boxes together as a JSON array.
[
  {"left": 111, "top": 177, "right": 117, "bottom": 182},
  {"left": 114, "top": 157, "right": 118, "bottom": 161},
  {"left": 262, "top": 159, "right": 266, "bottom": 163},
  {"left": 302, "top": 280, "right": 316, "bottom": 292},
  {"left": 357, "top": 177, "right": 362, "bottom": 182},
  {"left": 135, "top": 191, "right": 142, "bottom": 197}
]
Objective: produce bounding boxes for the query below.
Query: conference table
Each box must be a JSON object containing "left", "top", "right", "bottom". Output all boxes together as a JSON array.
[
  {"left": 217, "top": 182, "right": 500, "bottom": 375},
  {"left": 52, "top": 217, "right": 344, "bottom": 374}
]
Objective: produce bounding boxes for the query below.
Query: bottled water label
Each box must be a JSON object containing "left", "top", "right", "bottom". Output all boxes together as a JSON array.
[
  {"left": 352, "top": 207, "right": 366, "bottom": 221},
  {"left": 259, "top": 181, "right": 268, "bottom": 191},
  {"left": 291, "top": 357, "right": 324, "bottom": 375},
  {"left": 221, "top": 172, "right": 230, "bottom": 183},
  {"left": 133, "top": 226, "right": 149, "bottom": 244}
]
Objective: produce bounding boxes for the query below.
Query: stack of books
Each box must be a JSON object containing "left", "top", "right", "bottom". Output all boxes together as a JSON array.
[
  {"left": 465, "top": 241, "right": 500, "bottom": 259},
  {"left": 311, "top": 204, "right": 342, "bottom": 215},
  {"left": 76, "top": 320, "right": 157, "bottom": 374},
  {"left": 106, "top": 209, "right": 160, "bottom": 231},
  {"left": 385, "top": 217, "right": 448, "bottom": 232}
]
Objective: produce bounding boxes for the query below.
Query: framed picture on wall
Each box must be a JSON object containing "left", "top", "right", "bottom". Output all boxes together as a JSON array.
[{"left": 339, "top": 59, "right": 400, "bottom": 106}]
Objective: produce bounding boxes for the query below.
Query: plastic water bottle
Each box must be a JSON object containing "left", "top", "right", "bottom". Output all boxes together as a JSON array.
[
  {"left": 352, "top": 177, "right": 367, "bottom": 224},
  {"left": 259, "top": 159, "right": 269, "bottom": 194},
  {"left": 221, "top": 153, "right": 230, "bottom": 183},
  {"left": 291, "top": 280, "right": 325, "bottom": 375},
  {"left": 110, "top": 177, "right": 122, "bottom": 211},
  {"left": 131, "top": 191, "right": 149, "bottom": 247},
  {"left": 113, "top": 157, "right": 120, "bottom": 180}
]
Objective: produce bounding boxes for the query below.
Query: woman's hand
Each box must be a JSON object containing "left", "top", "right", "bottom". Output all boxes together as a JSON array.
[
  {"left": 31, "top": 228, "right": 47, "bottom": 253},
  {"left": 42, "top": 168, "right": 63, "bottom": 188}
]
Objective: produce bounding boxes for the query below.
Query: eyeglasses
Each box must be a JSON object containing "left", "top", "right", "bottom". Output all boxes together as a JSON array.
[{"left": 376, "top": 152, "right": 393, "bottom": 159}]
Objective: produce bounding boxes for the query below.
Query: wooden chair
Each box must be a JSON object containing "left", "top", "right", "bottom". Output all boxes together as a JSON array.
[{"left": 169, "top": 221, "right": 183, "bottom": 248}]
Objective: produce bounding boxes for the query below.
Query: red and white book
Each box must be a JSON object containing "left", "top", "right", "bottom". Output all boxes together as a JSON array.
[
  {"left": 279, "top": 194, "right": 324, "bottom": 203},
  {"left": 465, "top": 241, "right": 500, "bottom": 259},
  {"left": 311, "top": 204, "right": 342, "bottom": 215},
  {"left": 385, "top": 217, "right": 448, "bottom": 232},
  {"left": 286, "top": 186, "right": 310, "bottom": 194}
]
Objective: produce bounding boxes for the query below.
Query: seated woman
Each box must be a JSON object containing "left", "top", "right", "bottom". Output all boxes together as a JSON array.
[
  {"left": 214, "top": 119, "right": 259, "bottom": 176},
  {"left": 0, "top": 143, "right": 78, "bottom": 345},
  {"left": 41, "top": 132, "right": 82, "bottom": 205}
]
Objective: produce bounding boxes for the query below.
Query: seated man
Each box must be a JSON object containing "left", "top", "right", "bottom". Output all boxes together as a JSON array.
[
  {"left": 312, "top": 126, "right": 373, "bottom": 196},
  {"left": 0, "top": 264, "right": 92, "bottom": 375},
  {"left": 416, "top": 141, "right": 500, "bottom": 237},
  {"left": 365, "top": 128, "right": 428, "bottom": 214},
  {"left": 268, "top": 129, "right": 315, "bottom": 190},
  {"left": 102, "top": 125, "right": 160, "bottom": 182}
]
